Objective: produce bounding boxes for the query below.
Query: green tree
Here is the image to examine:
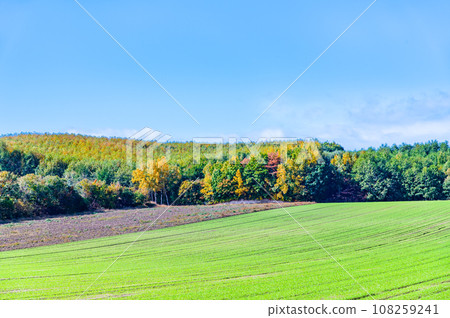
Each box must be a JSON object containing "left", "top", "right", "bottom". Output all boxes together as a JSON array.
[
  {"left": 443, "top": 170, "right": 450, "bottom": 199},
  {"left": 178, "top": 180, "right": 203, "bottom": 205},
  {"left": 304, "top": 163, "right": 339, "bottom": 202},
  {"left": 36, "top": 159, "right": 68, "bottom": 178},
  {"left": 242, "top": 157, "right": 270, "bottom": 199}
]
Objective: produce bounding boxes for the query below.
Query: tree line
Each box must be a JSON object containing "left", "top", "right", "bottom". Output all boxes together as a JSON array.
[{"left": 1, "top": 135, "right": 449, "bottom": 220}]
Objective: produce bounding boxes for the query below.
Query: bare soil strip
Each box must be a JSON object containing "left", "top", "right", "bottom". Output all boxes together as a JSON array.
[{"left": 0, "top": 202, "right": 312, "bottom": 251}]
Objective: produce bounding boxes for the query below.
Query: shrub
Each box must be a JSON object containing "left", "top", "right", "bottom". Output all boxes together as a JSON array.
[
  {"left": 0, "top": 173, "right": 86, "bottom": 220},
  {"left": 17, "top": 174, "right": 86, "bottom": 216},
  {"left": 77, "top": 179, "right": 142, "bottom": 210},
  {"left": 0, "top": 171, "right": 19, "bottom": 195},
  {"left": 0, "top": 171, "right": 21, "bottom": 219},
  {"left": 77, "top": 179, "right": 109, "bottom": 209},
  {"left": 43, "top": 176, "right": 87, "bottom": 214},
  {"left": 0, "top": 197, "right": 15, "bottom": 220},
  {"left": 133, "top": 191, "right": 146, "bottom": 206},
  {"left": 178, "top": 180, "right": 203, "bottom": 205}
]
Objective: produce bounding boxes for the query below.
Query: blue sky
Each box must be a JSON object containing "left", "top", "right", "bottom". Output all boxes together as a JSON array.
[{"left": 1, "top": 0, "right": 449, "bottom": 150}]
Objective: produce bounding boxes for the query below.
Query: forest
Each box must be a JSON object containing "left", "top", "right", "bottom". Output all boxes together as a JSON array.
[{"left": 1, "top": 133, "right": 449, "bottom": 220}]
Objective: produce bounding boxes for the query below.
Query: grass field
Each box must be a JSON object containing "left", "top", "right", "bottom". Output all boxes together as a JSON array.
[
  {"left": 0, "top": 202, "right": 305, "bottom": 251},
  {"left": 0, "top": 201, "right": 449, "bottom": 300}
]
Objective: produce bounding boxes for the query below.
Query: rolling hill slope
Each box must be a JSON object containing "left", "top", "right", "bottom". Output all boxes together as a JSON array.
[{"left": 0, "top": 201, "right": 449, "bottom": 299}]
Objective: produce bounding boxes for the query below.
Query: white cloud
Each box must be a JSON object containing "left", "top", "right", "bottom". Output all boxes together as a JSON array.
[
  {"left": 252, "top": 91, "right": 450, "bottom": 150},
  {"left": 258, "top": 128, "right": 285, "bottom": 139}
]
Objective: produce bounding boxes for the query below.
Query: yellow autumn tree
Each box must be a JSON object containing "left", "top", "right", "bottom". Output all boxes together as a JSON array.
[
  {"left": 233, "top": 169, "right": 248, "bottom": 198},
  {"left": 200, "top": 163, "right": 214, "bottom": 202},
  {"left": 274, "top": 159, "right": 305, "bottom": 201},
  {"left": 296, "top": 140, "right": 323, "bottom": 165},
  {"left": 274, "top": 164, "right": 288, "bottom": 200},
  {"left": 131, "top": 157, "right": 178, "bottom": 204},
  {"left": 132, "top": 168, "right": 154, "bottom": 195},
  {"left": 331, "top": 151, "right": 356, "bottom": 174}
]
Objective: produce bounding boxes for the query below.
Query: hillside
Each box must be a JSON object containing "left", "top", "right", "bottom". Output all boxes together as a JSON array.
[
  {"left": 0, "top": 133, "right": 318, "bottom": 163},
  {"left": 0, "top": 134, "right": 129, "bottom": 162},
  {"left": 0, "top": 201, "right": 448, "bottom": 300}
]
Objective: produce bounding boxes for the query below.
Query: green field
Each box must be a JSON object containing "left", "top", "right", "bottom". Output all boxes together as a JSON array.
[{"left": 0, "top": 201, "right": 449, "bottom": 299}]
